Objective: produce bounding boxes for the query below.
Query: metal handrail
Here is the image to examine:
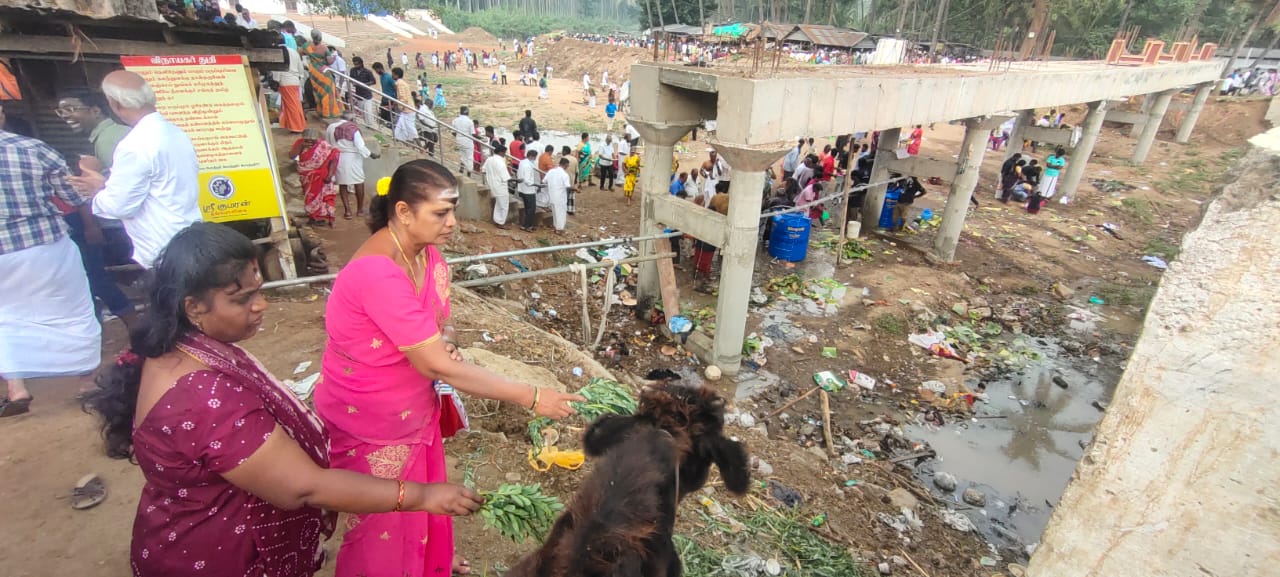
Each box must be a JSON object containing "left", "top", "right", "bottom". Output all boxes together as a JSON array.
[{"left": 329, "top": 67, "right": 547, "bottom": 177}]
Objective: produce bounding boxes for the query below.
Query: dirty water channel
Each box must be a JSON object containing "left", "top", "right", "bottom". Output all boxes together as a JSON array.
[{"left": 718, "top": 237, "right": 1129, "bottom": 554}]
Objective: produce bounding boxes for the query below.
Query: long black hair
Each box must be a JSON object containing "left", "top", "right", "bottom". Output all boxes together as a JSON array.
[
  {"left": 83, "top": 223, "right": 258, "bottom": 460},
  {"left": 367, "top": 159, "right": 459, "bottom": 232}
]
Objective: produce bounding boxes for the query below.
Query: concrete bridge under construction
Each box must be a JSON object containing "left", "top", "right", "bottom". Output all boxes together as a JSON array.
[{"left": 627, "top": 57, "right": 1224, "bottom": 375}]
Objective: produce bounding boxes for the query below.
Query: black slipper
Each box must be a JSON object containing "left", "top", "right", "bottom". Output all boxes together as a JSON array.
[{"left": 0, "top": 396, "right": 32, "bottom": 418}]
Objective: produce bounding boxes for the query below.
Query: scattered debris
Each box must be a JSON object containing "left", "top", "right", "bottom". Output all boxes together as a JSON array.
[
  {"left": 939, "top": 508, "right": 977, "bottom": 532},
  {"left": 1141, "top": 255, "right": 1169, "bottom": 270},
  {"left": 962, "top": 487, "right": 987, "bottom": 507},
  {"left": 934, "top": 472, "right": 958, "bottom": 492}
]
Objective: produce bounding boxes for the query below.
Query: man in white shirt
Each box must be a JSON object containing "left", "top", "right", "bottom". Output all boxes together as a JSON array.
[
  {"left": 516, "top": 149, "right": 540, "bottom": 232},
  {"left": 601, "top": 69, "right": 609, "bottom": 89},
  {"left": 616, "top": 136, "right": 631, "bottom": 159},
  {"left": 781, "top": 137, "right": 803, "bottom": 180},
  {"left": 544, "top": 158, "right": 573, "bottom": 234},
  {"left": 596, "top": 136, "right": 616, "bottom": 191},
  {"left": 452, "top": 106, "right": 476, "bottom": 174},
  {"left": 793, "top": 155, "right": 816, "bottom": 191},
  {"left": 499, "top": 62, "right": 508, "bottom": 85},
  {"left": 68, "top": 71, "right": 201, "bottom": 269},
  {"left": 582, "top": 73, "right": 591, "bottom": 100},
  {"left": 482, "top": 143, "right": 512, "bottom": 228}
]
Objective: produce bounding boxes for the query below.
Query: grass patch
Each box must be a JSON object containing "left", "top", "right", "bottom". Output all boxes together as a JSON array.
[
  {"left": 565, "top": 119, "right": 594, "bottom": 135},
  {"left": 678, "top": 497, "right": 867, "bottom": 577},
  {"left": 1121, "top": 197, "right": 1154, "bottom": 224},
  {"left": 1142, "top": 237, "right": 1180, "bottom": 260},
  {"left": 873, "top": 313, "right": 907, "bottom": 336}
]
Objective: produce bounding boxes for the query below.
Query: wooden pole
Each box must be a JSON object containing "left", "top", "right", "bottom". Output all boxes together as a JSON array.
[{"left": 820, "top": 390, "right": 835, "bottom": 456}]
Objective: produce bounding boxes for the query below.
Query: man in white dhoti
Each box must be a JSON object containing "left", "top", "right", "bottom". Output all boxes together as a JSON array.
[
  {"left": 0, "top": 110, "right": 102, "bottom": 417},
  {"left": 326, "top": 114, "right": 376, "bottom": 219},
  {"left": 544, "top": 158, "right": 573, "bottom": 235},
  {"left": 452, "top": 106, "right": 476, "bottom": 174},
  {"left": 482, "top": 143, "right": 512, "bottom": 228}
]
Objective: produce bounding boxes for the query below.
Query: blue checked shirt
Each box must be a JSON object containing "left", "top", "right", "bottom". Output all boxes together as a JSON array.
[{"left": 0, "top": 130, "right": 83, "bottom": 255}]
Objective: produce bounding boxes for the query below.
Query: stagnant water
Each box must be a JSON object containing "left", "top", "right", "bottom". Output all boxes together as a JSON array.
[{"left": 905, "top": 338, "right": 1122, "bottom": 551}]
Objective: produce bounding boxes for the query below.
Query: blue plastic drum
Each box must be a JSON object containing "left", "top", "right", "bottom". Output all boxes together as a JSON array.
[{"left": 768, "top": 213, "right": 811, "bottom": 262}]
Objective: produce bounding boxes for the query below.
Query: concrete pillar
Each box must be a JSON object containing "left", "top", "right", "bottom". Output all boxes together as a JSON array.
[
  {"left": 1127, "top": 94, "right": 1152, "bottom": 137},
  {"left": 1131, "top": 89, "right": 1175, "bottom": 165},
  {"left": 859, "top": 127, "right": 901, "bottom": 231},
  {"left": 707, "top": 143, "right": 787, "bottom": 376},
  {"left": 1175, "top": 82, "right": 1214, "bottom": 144},
  {"left": 931, "top": 117, "right": 988, "bottom": 262},
  {"left": 1057, "top": 100, "right": 1107, "bottom": 203},
  {"left": 1005, "top": 109, "right": 1035, "bottom": 160},
  {"left": 630, "top": 120, "right": 698, "bottom": 305},
  {"left": 1026, "top": 141, "right": 1280, "bottom": 577}
]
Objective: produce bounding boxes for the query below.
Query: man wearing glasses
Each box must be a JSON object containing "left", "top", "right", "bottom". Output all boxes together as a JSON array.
[{"left": 55, "top": 92, "right": 129, "bottom": 173}]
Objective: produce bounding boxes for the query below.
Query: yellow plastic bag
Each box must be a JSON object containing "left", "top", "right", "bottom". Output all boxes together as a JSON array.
[{"left": 527, "top": 446, "right": 585, "bottom": 472}]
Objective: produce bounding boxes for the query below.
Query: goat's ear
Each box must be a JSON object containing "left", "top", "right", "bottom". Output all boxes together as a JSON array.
[
  {"left": 582, "top": 414, "right": 639, "bottom": 457},
  {"left": 710, "top": 435, "right": 751, "bottom": 495}
]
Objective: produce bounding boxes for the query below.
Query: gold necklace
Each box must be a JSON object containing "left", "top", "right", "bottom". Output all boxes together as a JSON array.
[{"left": 388, "top": 227, "right": 423, "bottom": 293}]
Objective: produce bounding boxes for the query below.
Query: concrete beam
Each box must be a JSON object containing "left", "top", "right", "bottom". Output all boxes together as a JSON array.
[
  {"left": 1175, "top": 83, "right": 1214, "bottom": 144},
  {"left": 652, "top": 195, "right": 729, "bottom": 248},
  {"left": 634, "top": 60, "right": 1221, "bottom": 146},
  {"left": 1132, "top": 89, "right": 1176, "bottom": 165},
  {"left": 1022, "top": 126, "right": 1075, "bottom": 148},
  {"left": 932, "top": 117, "right": 988, "bottom": 262},
  {"left": 1057, "top": 100, "right": 1107, "bottom": 203},
  {"left": 860, "top": 128, "right": 901, "bottom": 230},
  {"left": 1104, "top": 109, "right": 1147, "bottom": 126},
  {"left": 884, "top": 155, "right": 958, "bottom": 182},
  {"left": 627, "top": 65, "right": 716, "bottom": 130}
]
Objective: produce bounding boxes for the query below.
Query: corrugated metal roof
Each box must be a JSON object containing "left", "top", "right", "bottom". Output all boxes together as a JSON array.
[{"left": 786, "top": 25, "right": 867, "bottom": 49}]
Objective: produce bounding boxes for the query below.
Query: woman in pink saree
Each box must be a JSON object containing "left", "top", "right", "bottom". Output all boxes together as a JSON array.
[{"left": 316, "top": 159, "right": 582, "bottom": 577}]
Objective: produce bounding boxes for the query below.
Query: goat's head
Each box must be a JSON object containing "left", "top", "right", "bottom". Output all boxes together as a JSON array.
[{"left": 583, "top": 383, "right": 751, "bottom": 496}]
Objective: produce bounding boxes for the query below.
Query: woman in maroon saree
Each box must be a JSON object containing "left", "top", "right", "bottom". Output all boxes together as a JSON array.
[{"left": 84, "top": 223, "right": 483, "bottom": 577}]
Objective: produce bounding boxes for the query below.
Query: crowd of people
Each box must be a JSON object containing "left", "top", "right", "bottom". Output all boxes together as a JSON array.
[
  {"left": 1220, "top": 67, "right": 1278, "bottom": 97},
  {"left": 3, "top": 58, "right": 587, "bottom": 577},
  {"left": 2, "top": 70, "right": 202, "bottom": 418}
]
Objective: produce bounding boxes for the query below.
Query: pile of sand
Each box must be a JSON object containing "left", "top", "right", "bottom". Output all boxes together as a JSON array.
[
  {"left": 453, "top": 26, "right": 499, "bottom": 45},
  {"left": 535, "top": 37, "right": 651, "bottom": 83}
]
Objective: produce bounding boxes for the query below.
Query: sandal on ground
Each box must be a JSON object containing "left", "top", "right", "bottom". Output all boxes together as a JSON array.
[
  {"left": 0, "top": 396, "right": 32, "bottom": 418},
  {"left": 452, "top": 556, "right": 471, "bottom": 575},
  {"left": 343, "top": 211, "right": 353, "bottom": 220},
  {"left": 71, "top": 473, "right": 107, "bottom": 510}
]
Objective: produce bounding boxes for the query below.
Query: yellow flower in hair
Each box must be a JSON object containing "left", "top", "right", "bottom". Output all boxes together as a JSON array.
[{"left": 376, "top": 177, "right": 392, "bottom": 197}]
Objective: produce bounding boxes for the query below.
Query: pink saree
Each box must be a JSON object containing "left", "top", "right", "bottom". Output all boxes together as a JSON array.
[{"left": 315, "top": 246, "right": 454, "bottom": 577}]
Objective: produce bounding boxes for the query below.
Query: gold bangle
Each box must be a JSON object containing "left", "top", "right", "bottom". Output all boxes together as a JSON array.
[
  {"left": 529, "top": 387, "right": 541, "bottom": 411},
  {"left": 394, "top": 479, "right": 406, "bottom": 512}
]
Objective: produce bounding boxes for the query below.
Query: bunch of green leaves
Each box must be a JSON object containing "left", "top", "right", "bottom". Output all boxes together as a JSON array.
[
  {"left": 479, "top": 483, "right": 563, "bottom": 543},
  {"left": 766, "top": 273, "right": 805, "bottom": 298},
  {"left": 742, "top": 334, "right": 763, "bottom": 356},
  {"left": 840, "top": 239, "right": 873, "bottom": 261},
  {"left": 528, "top": 378, "right": 637, "bottom": 449}
]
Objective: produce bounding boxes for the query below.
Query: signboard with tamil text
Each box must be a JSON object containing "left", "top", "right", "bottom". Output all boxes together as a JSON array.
[{"left": 121, "top": 55, "right": 284, "bottom": 223}]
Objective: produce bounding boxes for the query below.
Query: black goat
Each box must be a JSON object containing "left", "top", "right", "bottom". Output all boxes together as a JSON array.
[{"left": 505, "top": 384, "right": 751, "bottom": 577}]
